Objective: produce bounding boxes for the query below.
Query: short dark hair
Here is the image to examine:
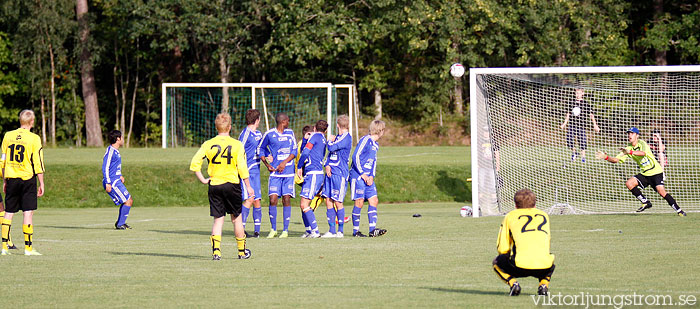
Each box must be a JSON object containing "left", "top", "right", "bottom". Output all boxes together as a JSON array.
[
  {"left": 108, "top": 130, "right": 122, "bottom": 145},
  {"left": 275, "top": 112, "right": 288, "bottom": 125},
  {"left": 315, "top": 120, "right": 328, "bottom": 133},
  {"left": 245, "top": 109, "right": 261, "bottom": 125},
  {"left": 302, "top": 125, "right": 313, "bottom": 135},
  {"left": 514, "top": 189, "right": 536, "bottom": 209}
]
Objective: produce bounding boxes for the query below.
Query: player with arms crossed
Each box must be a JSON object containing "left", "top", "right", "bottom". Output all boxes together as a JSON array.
[
  {"left": 350, "top": 120, "right": 387, "bottom": 237},
  {"left": 1, "top": 110, "right": 45, "bottom": 256},
  {"left": 295, "top": 120, "right": 328, "bottom": 238},
  {"left": 259, "top": 112, "right": 297, "bottom": 238},
  {"left": 321, "top": 115, "right": 352, "bottom": 238},
  {"left": 190, "top": 113, "right": 254, "bottom": 260},
  {"left": 493, "top": 189, "right": 555, "bottom": 296},
  {"left": 596, "top": 127, "right": 686, "bottom": 216},
  {"left": 102, "top": 130, "right": 134, "bottom": 230},
  {"left": 239, "top": 109, "right": 263, "bottom": 238}
]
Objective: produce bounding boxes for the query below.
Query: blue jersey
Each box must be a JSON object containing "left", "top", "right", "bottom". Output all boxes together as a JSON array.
[
  {"left": 102, "top": 145, "right": 122, "bottom": 185},
  {"left": 325, "top": 132, "right": 352, "bottom": 178},
  {"left": 296, "top": 132, "right": 326, "bottom": 173},
  {"left": 259, "top": 128, "right": 297, "bottom": 177},
  {"left": 239, "top": 126, "right": 262, "bottom": 172},
  {"left": 350, "top": 135, "right": 378, "bottom": 179}
]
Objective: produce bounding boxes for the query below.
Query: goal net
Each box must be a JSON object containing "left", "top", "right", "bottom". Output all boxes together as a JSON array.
[
  {"left": 162, "top": 83, "right": 355, "bottom": 148},
  {"left": 470, "top": 66, "right": 700, "bottom": 217}
]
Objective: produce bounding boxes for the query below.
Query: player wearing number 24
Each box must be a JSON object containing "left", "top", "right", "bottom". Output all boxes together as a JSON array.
[{"left": 493, "top": 189, "right": 555, "bottom": 296}]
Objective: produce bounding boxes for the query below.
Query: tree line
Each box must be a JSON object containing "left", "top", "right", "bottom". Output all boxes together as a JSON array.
[{"left": 0, "top": 0, "right": 698, "bottom": 147}]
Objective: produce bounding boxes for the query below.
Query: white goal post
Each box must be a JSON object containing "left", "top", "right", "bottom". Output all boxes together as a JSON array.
[
  {"left": 470, "top": 65, "right": 700, "bottom": 217},
  {"left": 161, "top": 83, "right": 355, "bottom": 148}
]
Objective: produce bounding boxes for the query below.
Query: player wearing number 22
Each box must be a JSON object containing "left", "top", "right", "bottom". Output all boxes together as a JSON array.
[
  {"left": 190, "top": 113, "right": 253, "bottom": 260},
  {"left": 596, "top": 127, "right": 686, "bottom": 216},
  {"left": 493, "top": 189, "right": 555, "bottom": 296},
  {"left": 1, "top": 110, "right": 45, "bottom": 256}
]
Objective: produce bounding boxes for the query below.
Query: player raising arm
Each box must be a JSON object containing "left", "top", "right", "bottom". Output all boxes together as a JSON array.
[
  {"left": 321, "top": 115, "right": 352, "bottom": 238},
  {"left": 493, "top": 189, "right": 555, "bottom": 296},
  {"left": 190, "top": 113, "right": 254, "bottom": 260},
  {"left": 1, "top": 110, "right": 45, "bottom": 256},
  {"left": 596, "top": 127, "right": 686, "bottom": 216},
  {"left": 295, "top": 120, "right": 328, "bottom": 238},
  {"left": 349, "top": 120, "right": 387, "bottom": 237}
]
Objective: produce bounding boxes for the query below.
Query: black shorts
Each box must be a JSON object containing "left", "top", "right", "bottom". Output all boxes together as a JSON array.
[
  {"left": 208, "top": 182, "right": 242, "bottom": 218},
  {"left": 634, "top": 173, "right": 664, "bottom": 191},
  {"left": 566, "top": 126, "right": 587, "bottom": 150},
  {"left": 4, "top": 176, "right": 38, "bottom": 213},
  {"left": 493, "top": 254, "right": 555, "bottom": 280}
]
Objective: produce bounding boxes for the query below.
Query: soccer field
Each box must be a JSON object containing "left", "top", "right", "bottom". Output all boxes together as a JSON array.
[{"left": 2, "top": 204, "right": 699, "bottom": 307}]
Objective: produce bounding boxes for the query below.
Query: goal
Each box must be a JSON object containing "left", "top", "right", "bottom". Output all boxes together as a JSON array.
[
  {"left": 161, "top": 83, "right": 356, "bottom": 148},
  {"left": 470, "top": 66, "right": 700, "bottom": 217}
]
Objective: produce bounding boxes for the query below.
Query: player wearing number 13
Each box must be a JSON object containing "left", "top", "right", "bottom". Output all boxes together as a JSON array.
[
  {"left": 190, "top": 113, "right": 253, "bottom": 260},
  {"left": 493, "top": 189, "right": 555, "bottom": 296},
  {"left": 1, "top": 110, "right": 45, "bottom": 256}
]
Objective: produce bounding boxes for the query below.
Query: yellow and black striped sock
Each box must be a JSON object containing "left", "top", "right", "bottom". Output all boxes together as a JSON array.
[
  {"left": 23, "top": 224, "right": 33, "bottom": 251},
  {"left": 0, "top": 212, "right": 12, "bottom": 248},
  {"left": 210, "top": 235, "right": 221, "bottom": 256},
  {"left": 540, "top": 278, "right": 550, "bottom": 287},
  {"left": 493, "top": 264, "right": 516, "bottom": 287},
  {"left": 1, "top": 218, "right": 10, "bottom": 250},
  {"left": 236, "top": 236, "right": 246, "bottom": 256}
]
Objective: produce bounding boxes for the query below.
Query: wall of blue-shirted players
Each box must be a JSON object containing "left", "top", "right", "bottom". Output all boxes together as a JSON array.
[{"left": 243, "top": 110, "right": 387, "bottom": 239}]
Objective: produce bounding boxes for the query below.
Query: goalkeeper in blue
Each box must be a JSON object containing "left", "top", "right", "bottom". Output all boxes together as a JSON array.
[
  {"left": 296, "top": 120, "right": 328, "bottom": 238},
  {"left": 320, "top": 115, "right": 352, "bottom": 238},
  {"left": 596, "top": 127, "right": 686, "bottom": 216},
  {"left": 102, "top": 130, "right": 134, "bottom": 230},
  {"left": 350, "top": 120, "right": 387, "bottom": 237},
  {"left": 259, "top": 113, "right": 297, "bottom": 238},
  {"left": 239, "top": 109, "right": 263, "bottom": 238}
]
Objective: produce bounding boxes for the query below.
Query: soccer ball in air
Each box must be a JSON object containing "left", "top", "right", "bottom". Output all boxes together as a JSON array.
[
  {"left": 450, "top": 63, "right": 465, "bottom": 78},
  {"left": 460, "top": 206, "right": 473, "bottom": 217},
  {"left": 572, "top": 106, "right": 581, "bottom": 116}
]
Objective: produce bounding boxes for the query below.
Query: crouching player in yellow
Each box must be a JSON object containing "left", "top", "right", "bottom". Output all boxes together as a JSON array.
[
  {"left": 493, "top": 189, "right": 555, "bottom": 296},
  {"left": 190, "top": 113, "right": 254, "bottom": 260}
]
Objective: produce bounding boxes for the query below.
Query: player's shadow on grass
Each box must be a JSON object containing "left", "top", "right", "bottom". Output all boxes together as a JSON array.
[
  {"left": 110, "top": 251, "right": 201, "bottom": 260},
  {"left": 421, "top": 287, "right": 503, "bottom": 296},
  {"left": 150, "top": 229, "right": 213, "bottom": 236},
  {"left": 435, "top": 170, "right": 470, "bottom": 203}
]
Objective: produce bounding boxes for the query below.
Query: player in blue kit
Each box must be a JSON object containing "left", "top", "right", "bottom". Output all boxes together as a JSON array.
[
  {"left": 259, "top": 113, "right": 297, "bottom": 238},
  {"left": 239, "top": 109, "right": 263, "bottom": 238},
  {"left": 296, "top": 120, "right": 328, "bottom": 238},
  {"left": 350, "top": 120, "right": 387, "bottom": 237},
  {"left": 102, "top": 130, "right": 134, "bottom": 230},
  {"left": 321, "top": 115, "right": 352, "bottom": 238}
]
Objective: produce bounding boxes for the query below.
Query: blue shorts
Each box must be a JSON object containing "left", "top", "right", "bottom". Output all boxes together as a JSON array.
[
  {"left": 351, "top": 176, "right": 377, "bottom": 201},
  {"left": 269, "top": 176, "right": 295, "bottom": 198},
  {"left": 104, "top": 181, "right": 131, "bottom": 206},
  {"left": 566, "top": 126, "right": 587, "bottom": 150},
  {"left": 322, "top": 174, "right": 348, "bottom": 202},
  {"left": 242, "top": 169, "right": 262, "bottom": 201},
  {"left": 300, "top": 172, "right": 324, "bottom": 200}
]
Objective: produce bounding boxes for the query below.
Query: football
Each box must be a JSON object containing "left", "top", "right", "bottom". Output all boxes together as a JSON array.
[
  {"left": 460, "top": 206, "right": 472, "bottom": 217},
  {"left": 572, "top": 106, "right": 581, "bottom": 116},
  {"left": 450, "top": 63, "right": 465, "bottom": 78}
]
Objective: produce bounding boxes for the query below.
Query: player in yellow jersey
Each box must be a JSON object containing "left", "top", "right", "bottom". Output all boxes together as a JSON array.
[
  {"left": 190, "top": 113, "right": 254, "bottom": 260},
  {"left": 493, "top": 189, "right": 555, "bottom": 296},
  {"left": 596, "top": 127, "right": 686, "bottom": 216},
  {"left": 1, "top": 110, "right": 45, "bottom": 256}
]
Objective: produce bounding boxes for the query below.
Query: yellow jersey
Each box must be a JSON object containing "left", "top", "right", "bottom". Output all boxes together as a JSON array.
[
  {"left": 497, "top": 207, "right": 555, "bottom": 269},
  {"left": 1, "top": 128, "right": 44, "bottom": 180},
  {"left": 616, "top": 139, "right": 663, "bottom": 176},
  {"left": 189, "top": 135, "right": 249, "bottom": 186}
]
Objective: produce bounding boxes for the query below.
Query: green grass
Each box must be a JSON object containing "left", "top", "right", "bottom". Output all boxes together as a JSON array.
[
  {"left": 41, "top": 147, "right": 470, "bottom": 208},
  {"left": 2, "top": 204, "right": 699, "bottom": 307}
]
